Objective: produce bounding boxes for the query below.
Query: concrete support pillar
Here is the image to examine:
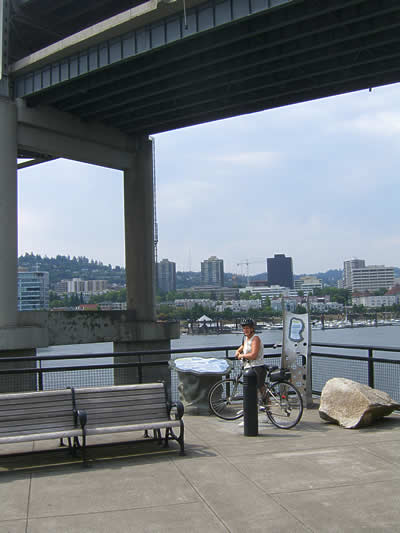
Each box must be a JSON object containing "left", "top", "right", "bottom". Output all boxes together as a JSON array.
[
  {"left": 0, "top": 349, "right": 37, "bottom": 392},
  {"left": 0, "top": 97, "right": 18, "bottom": 327},
  {"left": 116, "top": 137, "right": 173, "bottom": 388},
  {"left": 123, "top": 136, "right": 155, "bottom": 321},
  {"left": 113, "top": 339, "right": 171, "bottom": 392}
]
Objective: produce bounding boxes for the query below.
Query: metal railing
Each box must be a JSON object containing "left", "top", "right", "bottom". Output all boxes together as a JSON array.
[{"left": 0, "top": 342, "right": 399, "bottom": 402}]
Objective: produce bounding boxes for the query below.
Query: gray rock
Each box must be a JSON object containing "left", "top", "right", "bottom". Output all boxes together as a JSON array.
[{"left": 319, "top": 377, "right": 400, "bottom": 428}]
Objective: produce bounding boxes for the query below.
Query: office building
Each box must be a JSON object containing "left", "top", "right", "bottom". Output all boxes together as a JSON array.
[
  {"left": 240, "top": 284, "right": 298, "bottom": 302},
  {"left": 176, "top": 286, "right": 238, "bottom": 300},
  {"left": 294, "top": 276, "right": 323, "bottom": 294},
  {"left": 201, "top": 256, "right": 224, "bottom": 287},
  {"left": 18, "top": 271, "right": 49, "bottom": 310},
  {"left": 267, "top": 254, "right": 294, "bottom": 288},
  {"left": 343, "top": 258, "right": 366, "bottom": 289},
  {"left": 351, "top": 265, "right": 394, "bottom": 293},
  {"left": 55, "top": 278, "right": 108, "bottom": 294},
  {"left": 157, "top": 259, "right": 176, "bottom": 293}
]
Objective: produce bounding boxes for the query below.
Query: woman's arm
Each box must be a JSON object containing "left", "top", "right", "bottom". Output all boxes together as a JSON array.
[
  {"left": 237, "top": 336, "right": 260, "bottom": 361},
  {"left": 235, "top": 343, "right": 244, "bottom": 358}
]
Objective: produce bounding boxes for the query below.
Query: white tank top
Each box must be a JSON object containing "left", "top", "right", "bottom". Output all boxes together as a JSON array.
[{"left": 243, "top": 334, "right": 264, "bottom": 368}]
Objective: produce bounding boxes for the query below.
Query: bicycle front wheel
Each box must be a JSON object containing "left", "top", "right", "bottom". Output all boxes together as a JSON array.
[
  {"left": 266, "top": 381, "right": 303, "bottom": 429},
  {"left": 208, "top": 379, "right": 244, "bottom": 420}
]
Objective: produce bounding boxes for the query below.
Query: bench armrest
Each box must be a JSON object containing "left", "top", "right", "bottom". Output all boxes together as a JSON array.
[
  {"left": 168, "top": 401, "right": 184, "bottom": 420},
  {"left": 74, "top": 409, "right": 87, "bottom": 429}
]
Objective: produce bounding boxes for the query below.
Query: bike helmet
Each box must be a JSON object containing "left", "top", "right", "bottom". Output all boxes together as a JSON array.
[{"left": 241, "top": 318, "right": 255, "bottom": 328}]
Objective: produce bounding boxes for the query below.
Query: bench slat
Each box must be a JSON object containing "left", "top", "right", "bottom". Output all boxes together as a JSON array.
[
  {"left": 74, "top": 391, "right": 166, "bottom": 403},
  {"left": 85, "top": 419, "right": 181, "bottom": 436},
  {"left": 74, "top": 383, "right": 164, "bottom": 394},
  {"left": 0, "top": 428, "right": 82, "bottom": 444}
]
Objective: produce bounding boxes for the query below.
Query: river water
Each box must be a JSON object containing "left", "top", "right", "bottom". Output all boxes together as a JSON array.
[
  {"left": 37, "top": 325, "right": 400, "bottom": 400},
  {"left": 38, "top": 324, "right": 400, "bottom": 362}
]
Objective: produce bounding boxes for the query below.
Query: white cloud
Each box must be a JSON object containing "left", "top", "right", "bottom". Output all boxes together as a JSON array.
[
  {"left": 345, "top": 111, "right": 400, "bottom": 138},
  {"left": 16, "top": 82, "right": 400, "bottom": 273},
  {"left": 211, "top": 151, "right": 282, "bottom": 167}
]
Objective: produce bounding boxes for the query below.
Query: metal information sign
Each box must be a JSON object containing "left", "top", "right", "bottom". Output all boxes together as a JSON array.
[{"left": 281, "top": 307, "right": 313, "bottom": 408}]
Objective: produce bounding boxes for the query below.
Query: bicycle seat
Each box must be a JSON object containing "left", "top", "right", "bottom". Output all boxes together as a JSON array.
[{"left": 265, "top": 365, "right": 279, "bottom": 371}]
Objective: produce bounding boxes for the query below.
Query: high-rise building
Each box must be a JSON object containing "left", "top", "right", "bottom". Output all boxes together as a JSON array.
[
  {"left": 201, "top": 256, "right": 224, "bottom": 287},
  {"left": 157, "top": 259, "right": 176, "bottom": 293},
  {"left": 343, "top": 258, "right": 366, "bottom": 289},
  {"left": 351, "top": 265, "right": 394, "bottom": 293},
  {"left": 267, "top": 254, "right": 294, "bottom": 288},
  {"left": 343, "top": 259, "right": 394, "bottom": 292},
  {"left": 17, "top": 271, "right": 49, "bottom": 310}
]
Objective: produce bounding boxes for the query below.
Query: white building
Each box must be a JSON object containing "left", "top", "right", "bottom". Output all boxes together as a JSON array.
[
  {"left": 294, "top": 276, "right": 323, "bottom": 294},
  {"left": 343, "top": 258, "right": 365, "bottom": 289},
  {"left": 342, "top": 259, "right": 394, "bottom": 293},
  {"left": 174, "top": 299, "right": 216, "bottom": 310},
  {"left": 351, "top": 294, "right": 397, "bottom": 308},
  {"left": 309, "top": 301, "right": 344, "bottom": 312},
  {"left": 98, "top": 302, "right": 127, "bottom": 311},
  {"left": 240, "top": 285, "right": 298, "bottom": 302},
  {"left": 56, "top": 278, "right": 109, "bottom": 294},
  {"left": 271, "top": 298, "right": 298, "bottom": 312},
  {"left": 215, "top": 300, "right": 261, "bottom": 313},
  {"left": 351, "top": 265, "right": 394, "bottom": 293}
]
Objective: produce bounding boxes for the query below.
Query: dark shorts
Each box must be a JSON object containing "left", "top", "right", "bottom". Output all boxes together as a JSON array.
[{"left": 252, "top": 365, "right": 267, "bottom": 389}]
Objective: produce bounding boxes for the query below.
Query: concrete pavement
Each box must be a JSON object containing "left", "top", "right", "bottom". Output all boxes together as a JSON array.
[{"left": 0, "top": 403, "right": 400, "bottom": 532}]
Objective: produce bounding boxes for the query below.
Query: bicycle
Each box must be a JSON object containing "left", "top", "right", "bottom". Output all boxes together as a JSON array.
[{"left": 208, "top": 364, "right": 303, "bottom": 429}]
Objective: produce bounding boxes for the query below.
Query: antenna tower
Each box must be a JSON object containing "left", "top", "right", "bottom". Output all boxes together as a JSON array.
[{"left": 151, "top": 137, "right": 159, "bottom": 266}]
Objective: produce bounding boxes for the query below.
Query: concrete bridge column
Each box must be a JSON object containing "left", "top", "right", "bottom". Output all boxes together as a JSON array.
[
  {"left": 124, "top": 135, "right": 155, "bottom": 320},
  {"left": 114, "top": 136, "right": 172, "bottom": 388},
  {"left": 0, "top": 97, "right": 37, "bottom": 391},
  {"left": 0, "top": 97, "right": 18, "bottom": 328}
]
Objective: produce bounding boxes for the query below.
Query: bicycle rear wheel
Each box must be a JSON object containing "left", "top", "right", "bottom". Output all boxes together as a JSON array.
[
  {"left": 266, "top": 381, "right": 303, "bottom": 429},
  {"left": 208, "top": 379, "right": 244, "bottom": 420}
]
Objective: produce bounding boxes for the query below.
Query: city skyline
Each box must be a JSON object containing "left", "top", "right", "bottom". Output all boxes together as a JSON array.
[{"left": 18, "top": 83, "right": 400, "bottom": 275}]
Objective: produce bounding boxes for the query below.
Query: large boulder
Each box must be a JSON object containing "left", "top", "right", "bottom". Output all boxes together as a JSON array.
[{"left": 319, "top": 378, "right": 400, "bottom": 428}]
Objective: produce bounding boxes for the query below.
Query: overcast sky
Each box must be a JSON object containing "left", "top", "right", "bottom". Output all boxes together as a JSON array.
[{"left": 18, "top": 82, "right": 400, "bottom": 277}]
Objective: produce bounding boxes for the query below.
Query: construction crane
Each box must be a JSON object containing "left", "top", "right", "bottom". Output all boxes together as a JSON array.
[{"left": 236, "top": 259, "right": 266, "bottom": 286}]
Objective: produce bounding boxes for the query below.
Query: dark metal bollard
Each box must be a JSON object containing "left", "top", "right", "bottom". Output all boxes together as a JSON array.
[{"left": 243, "top": 367, "right": 258, "bottom": 436}]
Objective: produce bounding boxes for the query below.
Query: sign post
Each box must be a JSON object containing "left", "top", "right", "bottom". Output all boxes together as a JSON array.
[{"left": 281, "top": 304, "right": 313, "bottom": 408}]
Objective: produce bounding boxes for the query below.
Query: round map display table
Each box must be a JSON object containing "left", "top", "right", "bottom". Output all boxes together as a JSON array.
[{"left": 169, "top": 357, "right": 232, "bottom": 415}]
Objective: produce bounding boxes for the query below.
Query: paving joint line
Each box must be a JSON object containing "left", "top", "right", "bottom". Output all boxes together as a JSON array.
[
  {"left": 171, "top": 459, "right": 231, "bottom": 532},
  {"left": 24, "top": 472, "right": 32, "bottom": 533},
  {"left": 222, "top": 453, "right": 314, "bottom": 532},
  {"left": 25, "top": 500, "right": 201, "bottom": 522}
]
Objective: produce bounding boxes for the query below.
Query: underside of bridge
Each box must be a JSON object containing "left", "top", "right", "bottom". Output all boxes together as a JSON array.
[{"left": 9, "top": 0, "right": 400, "bottom": 142}]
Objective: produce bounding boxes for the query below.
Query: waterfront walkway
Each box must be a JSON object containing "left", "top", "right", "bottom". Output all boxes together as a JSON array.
[{"left": 1, "top": 402, "right": 400, "bottom": 532}]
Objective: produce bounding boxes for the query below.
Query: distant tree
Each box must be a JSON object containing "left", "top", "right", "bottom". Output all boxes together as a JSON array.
[
  {"left": 373, "top": 288, "right": 387, "bottom": 296},
  {"left": 222, "top": 308, "right": 233, "bottom": 320}
]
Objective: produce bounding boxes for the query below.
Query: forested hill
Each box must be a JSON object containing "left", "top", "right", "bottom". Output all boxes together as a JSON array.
[
  {"left": 295, "top": 269, "right": 343, "bottom": 286},
  {"left": 17, "top": 254, "right": 400, "bottom": 292},
  {"left": 18, "top": 253, "right": 126, "bottom": 288}
]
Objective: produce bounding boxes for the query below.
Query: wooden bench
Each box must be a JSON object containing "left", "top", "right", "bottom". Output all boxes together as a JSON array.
[
  {"left": 0, "top": 388, "right": 83, "bottom": 453},
  {"left": 72, "top": 382, "right": 185, "bottom": 462}
]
